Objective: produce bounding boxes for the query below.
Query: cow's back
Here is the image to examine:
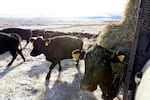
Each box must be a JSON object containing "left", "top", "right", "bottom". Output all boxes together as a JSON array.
[
  {"left": 45, "top": 36, "right": 83, "bottom": 61},
  {"left": 0, "top": 28, "right": 32, "bottom": 41}
]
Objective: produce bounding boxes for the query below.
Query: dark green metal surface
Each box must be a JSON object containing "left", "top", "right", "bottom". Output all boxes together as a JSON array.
[{"left": 124, "top": 0, "right": 150, "bottom": 99}]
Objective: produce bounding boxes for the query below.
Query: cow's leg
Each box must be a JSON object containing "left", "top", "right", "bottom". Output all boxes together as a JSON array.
[
  {"left": 25, "top": 41, "right": 29, "bottom": 47},
  {"left": 76, "top": 60, "right": 79, "bottom": 68},
  {"left": 17, "top": 49, "right": 25, "bottom": 62},
  {"left": 46, "top": 62, "right": 57, "bottom": 80},
  {"left": 57, "top": 61, "right": 62, "bottom": 81},
  {"left": 8, "top": 50, "right": 17, "bottom": 66},
  {"left": 23, "top": 41, "right": 29, "bottom": 48},
  {"left": 58, "top": 61, "right": 62, "bottom": 72},
  {"left": 75, "top": 59, "right": 82, "bottom": 75}
]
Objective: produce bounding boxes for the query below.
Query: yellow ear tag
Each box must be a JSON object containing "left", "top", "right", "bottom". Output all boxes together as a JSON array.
[
  {"left": 117, "top": 55, "right": 125, "bottom": 62},
  {"left": 72, "top": 53, "right": 80, "bottom": 61},
  {"left": 45, "top": 41, "right": 49, "bottom": 46}
]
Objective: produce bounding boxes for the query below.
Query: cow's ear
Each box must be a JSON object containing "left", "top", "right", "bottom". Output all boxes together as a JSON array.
[
  {"left": 44, "top": 39, "right": 51, "bottom": 47},
  {"left": 117, "top": 52, "right": 126, "bottom": 62},
  {"left": 111, "top": 52, "right": 126, "bottom": 63}
]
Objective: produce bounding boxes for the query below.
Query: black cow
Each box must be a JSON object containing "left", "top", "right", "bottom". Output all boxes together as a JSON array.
[
  {"left": 80, "top": 44, "right": 126, "bottom": 100},
  {"left": 43, "top": 31, "right": 67, "bottom": 38},
  {"left": 0, "top": 32, "right": 25, "bottom": 66},
  {"left": 31, "top": 29, "right": 45, "bottom": 37},
  {"left": 0, "top": 28, "right": 32, "bottom": 47}
]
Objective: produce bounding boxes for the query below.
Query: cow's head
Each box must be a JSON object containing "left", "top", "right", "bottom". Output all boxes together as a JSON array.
[
  {"left": 80, "top": 45, "right": 125, "bottom": 99},
  {"left": 30, "top": 37, "right": 50, "bottom": 56}
]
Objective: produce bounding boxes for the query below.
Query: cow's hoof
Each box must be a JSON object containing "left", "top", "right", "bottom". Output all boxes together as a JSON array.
[
  {"left": 6, "top": 65, "right": 11, "bottom": 68},
  {"left": 45, "top": 80, "right": 49, "bottom": 86},
  {"left": 7, "top": 63, "right": 12, "bottom": 66},
  {"left": 55, "top": 79, "right": 63, "bottom": 83}
]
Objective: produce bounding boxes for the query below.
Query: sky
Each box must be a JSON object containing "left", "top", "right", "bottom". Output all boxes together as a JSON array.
[{"left": 0, "top": 0, "right": 127, "bottom": 18}]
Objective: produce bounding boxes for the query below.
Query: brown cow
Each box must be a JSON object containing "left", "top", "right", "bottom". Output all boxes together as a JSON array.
[{"left": 30, "top": 35, "right": 83, "bottom": 84}]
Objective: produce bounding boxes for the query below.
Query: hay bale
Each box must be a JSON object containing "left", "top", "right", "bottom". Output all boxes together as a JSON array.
[{"left": 97, "top": 0, "right": 140, "bottom": 57}]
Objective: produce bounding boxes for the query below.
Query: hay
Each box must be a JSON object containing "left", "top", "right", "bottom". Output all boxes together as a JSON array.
[{"left": 97, "top": 0, "right": 140, "bottom": 57}]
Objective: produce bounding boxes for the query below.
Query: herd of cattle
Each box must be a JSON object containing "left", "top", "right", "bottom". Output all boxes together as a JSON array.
[
  {"left": 0, "top": 28, "right": 126, "bottom": 100},
  {"left": 0, "top": 28, "right": 94, "bottom": 66}
]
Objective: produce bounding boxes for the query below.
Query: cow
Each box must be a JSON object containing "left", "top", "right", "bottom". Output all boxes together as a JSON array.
[
  {"left": 31, "top": 29, "right": 96, "bottom": 40},
  {"left": 44, "top": 31, "right": 96, "bottom": 39},
  {"left": 31, "top": 30, "right": 67, "bottom": 39},
  {"left": 69, "top": 32, "right": 98, "bottom": 39},
  {"left": 79, "top": 44, "right": 126, "bottom": 100},
  {"left": 31, "top": 29, "right": 45, "bottom": 37},
  {"left": 0, "top": 28, "right": 32, "bottom": 47},
  {"left": 30, "top": 35, "right": 83, "bottom": 83},
  {"left": 43, "top": 31, "right": 67, "bottom": 38},
  {"left": 0, "top": 32, "right": 25, "bottom": 66}
]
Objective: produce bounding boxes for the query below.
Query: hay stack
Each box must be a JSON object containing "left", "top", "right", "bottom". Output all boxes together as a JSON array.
[{"left": 97, "top": 0, "right": 140, "bottom": 57}]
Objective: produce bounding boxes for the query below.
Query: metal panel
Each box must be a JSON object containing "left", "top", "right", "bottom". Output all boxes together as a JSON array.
[{"left": 124, "top": 0, "right": 150, "bottom": 99}]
